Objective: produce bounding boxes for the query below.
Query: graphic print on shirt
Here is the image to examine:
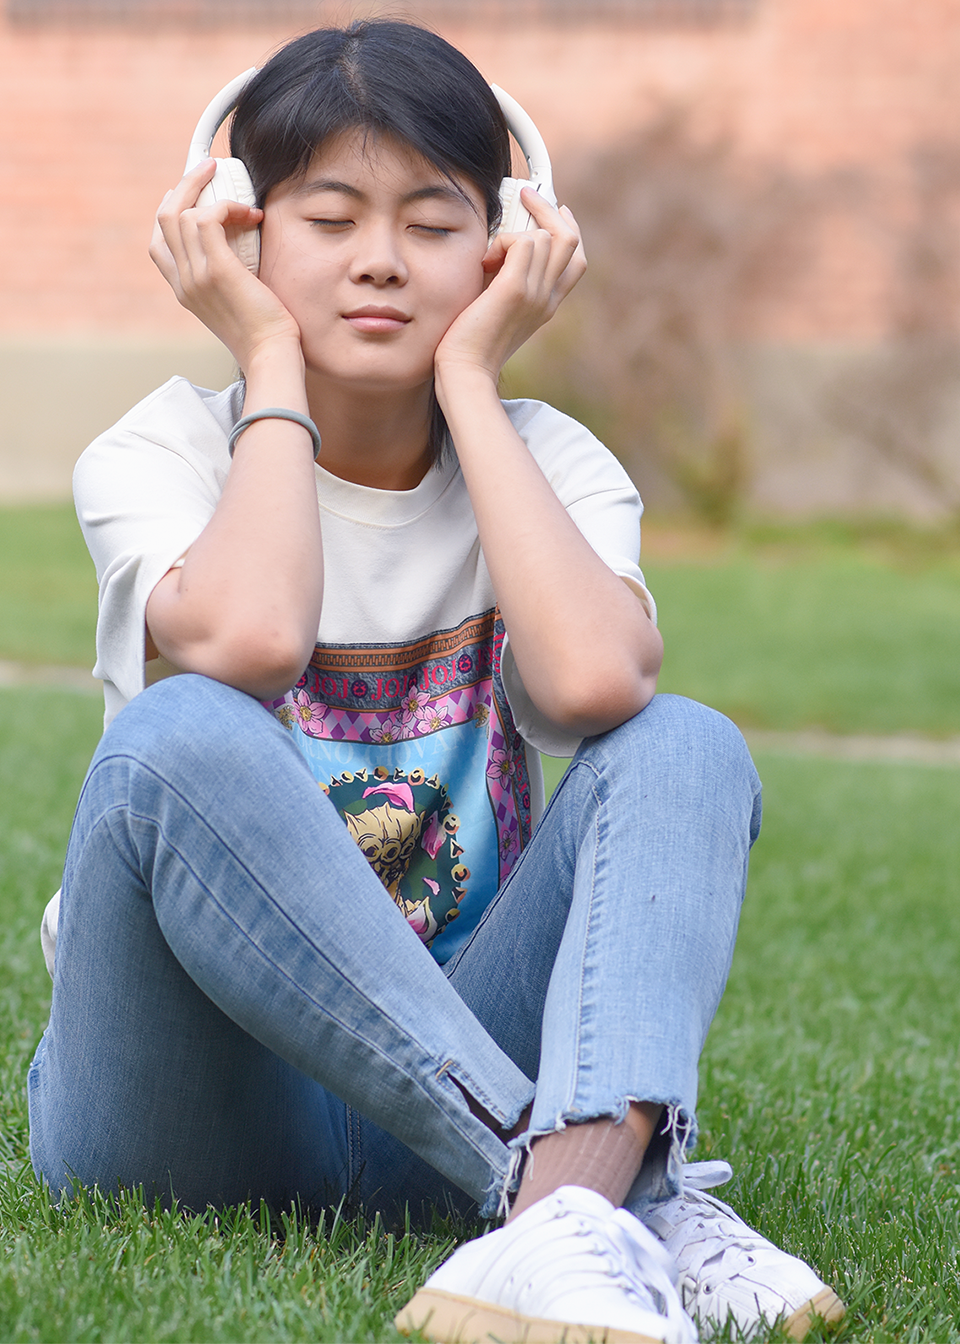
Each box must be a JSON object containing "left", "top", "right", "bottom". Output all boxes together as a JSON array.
[
  {"left": 318, "top": 766, "right": 466, "bottom": 945},
  {"left": 264, "top": 609, "right": 532, "bottom": 963}
]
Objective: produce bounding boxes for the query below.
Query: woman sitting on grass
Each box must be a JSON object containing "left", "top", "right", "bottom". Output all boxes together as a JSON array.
[{"left": 29, "top": 20, "right": 844, "bottom": 1344}]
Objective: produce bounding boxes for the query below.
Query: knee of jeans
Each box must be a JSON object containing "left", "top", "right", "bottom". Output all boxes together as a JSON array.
[
  {"left": 584, "top": 694, "right": 750, "bottom": 767},
  {"left": 101, "top": 675, "right": 285, "bottom": 782},
  {"left": 579, "top": 696, "right": 761, "bottom": 835}
]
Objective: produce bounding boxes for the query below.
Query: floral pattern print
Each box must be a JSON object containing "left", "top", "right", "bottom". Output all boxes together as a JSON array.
[
  {"left": 398, "top": 687, "right": 431, "bottom": 723},
  {"left": 262, "top": 609, "right": 534, "bottom": 962},
  {"left": 370, "top": 716, "right": 405, "bottom": 745},
  {"left": 417, "top": 705, "right": 452, "bottom": 735},
  {"left": 294, "top": 689, "right": 327, "bottom": 731},
  {"left": 486, "top": 748, "right": 515, "bottom": 783}
]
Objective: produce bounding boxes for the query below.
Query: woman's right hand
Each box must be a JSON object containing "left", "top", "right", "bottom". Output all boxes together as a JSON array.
[{"left": 149, "top": 159, "right": 302, "bottom": 372}]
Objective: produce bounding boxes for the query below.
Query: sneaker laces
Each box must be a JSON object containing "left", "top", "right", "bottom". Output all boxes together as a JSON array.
[
  {"left": 607, "top": 1208, "right": 697, "bottom": 1340},
  {"left": 682, "top": 1161, "right": 734, "bottom": 1193},
  {"left": 653, "top": 1163, "right": 776, "bottom": 1279}
]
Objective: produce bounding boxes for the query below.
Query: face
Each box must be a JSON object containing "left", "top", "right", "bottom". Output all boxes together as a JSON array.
[{"left": 258, "top": 129, "right": 491, "bottom": 397}]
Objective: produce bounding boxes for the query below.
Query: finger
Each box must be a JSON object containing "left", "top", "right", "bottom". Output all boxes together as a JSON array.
[
  {"left": 481, "top": 234, "right": 509, "bottom": 274},
  {"left": 148, "top": 215, "right": 179, "bottom": 287},
  {"left": 154, "top": 178, "right": 205, "bottom": 279},
  {"left": 177, "top": 156, "right": 219, "bottom": 206},
  {"left": 489, "top": 227, "right": 553, "bottom": 304},
  {"left": 177, "top": 199, "right": 262, "bottom": 285},
  {"left": 558, "top": 203, "right": 586, "bottom": 260},
  {"left": 519, "top": 186, "right": 576, "bottom": 241},
  {"left": 153, "top": 158, "right": 221, "bottom": 257},
  {"left": 156, "top": 161, "right": 219, "bottom": 266},
  {"left": 480, "top": 228, "right": 545, "bottom": 299},
  {"left": 519, "top": 188, "right": 582, "bottom": 294},
  {"left": 149, "top": 186, "right": 191, "bottom": 293},
  {"left": 551, "top": 208, "right": 587, "bottom": 298}
]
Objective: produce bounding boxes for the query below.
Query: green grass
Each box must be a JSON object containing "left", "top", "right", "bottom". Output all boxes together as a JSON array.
[
  {"left": 697, "top": 751, "right": 960, "bottom": 1342},
  {"left": 2, "top": 506, "right": 960, "bottom": 1339},
  {"left": 0, "top": 505, "right": 97, "bottom": 668},
  {"left": 644, "top": 530, "right": 960, "bottom": 735},
  {"left": 2, "top": 693, "right": 958, "bottom": 1340},
  {"left": 7, "top": 503, "right": 960, "bottom": 740}
]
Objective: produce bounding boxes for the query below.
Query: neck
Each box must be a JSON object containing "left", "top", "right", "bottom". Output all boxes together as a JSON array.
[{"left": 305, "top": 374, "right": 437, "bottom": 491}]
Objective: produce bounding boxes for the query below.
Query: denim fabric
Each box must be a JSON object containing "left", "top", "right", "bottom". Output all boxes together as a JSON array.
[{"left": 28, "top": 676, "right": 760, "bottom": 1225}]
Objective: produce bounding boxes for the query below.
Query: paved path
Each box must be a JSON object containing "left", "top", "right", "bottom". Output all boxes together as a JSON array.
[
  {"left": 5, "top": 661, "right": 960, "bottom": 766},
  {"left": 0, "top": 659, "right": 101, "bottom": 694},
  {"left": 743, "top": 727, "right": 960, "bottom": 766}
]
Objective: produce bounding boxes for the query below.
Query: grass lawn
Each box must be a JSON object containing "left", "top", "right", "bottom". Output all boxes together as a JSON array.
[
  {"left": 643, "top": 520, "right": 960, "bottom": 736},
  {"left": 7, "top": 505, "right": 960, "bottom": 739},
  {"left": 1, "top": 506, "right": 959, "bottom": 1340},
  {"left": 0, "top": 505, "right": 97, "bottom": 670}
]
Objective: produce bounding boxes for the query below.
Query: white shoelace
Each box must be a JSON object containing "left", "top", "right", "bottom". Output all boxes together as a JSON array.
[{"left": 608, "top": 1209, "right": 697, "bottom": 1339}]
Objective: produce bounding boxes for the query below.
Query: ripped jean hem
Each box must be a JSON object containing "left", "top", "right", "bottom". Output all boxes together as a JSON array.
[{"left": 497, "top": 1100, "right": 695, "bottom": 1220}]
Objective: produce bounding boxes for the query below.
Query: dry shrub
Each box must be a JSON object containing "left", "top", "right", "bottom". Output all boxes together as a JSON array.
[
  {"left": 827, "top": 145, "right": 960, "bottom": 518},
  {"left": 512, "top": 113, "right": 815, "bottom": 523}
]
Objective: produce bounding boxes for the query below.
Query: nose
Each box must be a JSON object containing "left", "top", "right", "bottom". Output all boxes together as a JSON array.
[{"left": 350, "top": 219, "right": 408, "bottom": 287}]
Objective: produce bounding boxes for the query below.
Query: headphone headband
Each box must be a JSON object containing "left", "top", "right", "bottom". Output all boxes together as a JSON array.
[
  {"left": 184, "top": 68, "right": 555, "bottom": 205},
  {"left": 185, "top": 67, "right": 257, "bottom": 174}
]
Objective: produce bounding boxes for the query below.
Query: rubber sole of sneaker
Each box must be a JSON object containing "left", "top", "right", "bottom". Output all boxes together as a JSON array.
[
  {"left": 395, "top": 1287, "right": 672, "bottom": 1344},
  {"left": 782, "top": 1286, "right": 846, "bottom": 1340}
]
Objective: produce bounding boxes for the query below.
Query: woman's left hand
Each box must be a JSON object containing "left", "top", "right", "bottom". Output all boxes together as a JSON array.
[{"left": 434, "top": 189, "right": 586, "bottom": 385}]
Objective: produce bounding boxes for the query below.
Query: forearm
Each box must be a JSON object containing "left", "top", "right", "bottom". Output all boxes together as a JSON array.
[
  {"left": 437, "top": 368, "right": 662, "bottom": 735},
  {"left": 146, "top": 339, "right": 324, "bottom": 699}
]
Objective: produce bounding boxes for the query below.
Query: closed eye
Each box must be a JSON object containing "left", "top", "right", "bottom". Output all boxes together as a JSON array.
[{"left": 308, "top": 218, "right": 354, "bottom": 230}]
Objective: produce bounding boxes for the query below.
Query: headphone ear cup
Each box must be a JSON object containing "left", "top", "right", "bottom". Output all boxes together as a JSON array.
[
  {"left": 497, "top": 177, "right": 537, "bottom": 235},
  {"left": 195, "top": 157, "right": 260, "bottom": 274}
]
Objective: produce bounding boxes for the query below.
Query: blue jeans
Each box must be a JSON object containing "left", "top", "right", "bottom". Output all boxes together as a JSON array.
[{"left": 28, "top": 676, "right": 761, "bottom": 1224}]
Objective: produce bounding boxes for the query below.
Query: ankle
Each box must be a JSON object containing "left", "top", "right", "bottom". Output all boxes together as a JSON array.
[{"left": 506, "top": 1102, "right": 664, "bottom": 1223}]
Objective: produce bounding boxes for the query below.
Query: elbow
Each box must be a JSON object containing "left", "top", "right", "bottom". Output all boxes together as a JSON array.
[
  {"left": 167, "top": 621, "right": 315, "bottom": 702},
  {"left": 213, "top": 624, "right": 315, "bottom": 700},
  {"left": 148, "top": 573, "right": 321, "bottom": 701},
  {"left": 541, "top": 668, "right": 660, "bottom": 738},
  {"left": 539, "top": 633, "right": 663, "bottom": 737}
]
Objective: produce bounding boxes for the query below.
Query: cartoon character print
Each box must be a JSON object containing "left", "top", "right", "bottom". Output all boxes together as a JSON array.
[{"left": 321, "top": 765, "right": 469, "bottom": 944}]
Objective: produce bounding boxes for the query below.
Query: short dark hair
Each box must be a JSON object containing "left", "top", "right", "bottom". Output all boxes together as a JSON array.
[
  {"left": 230, "top": 20, "right": 511, "bottom": 231},
  {"left": 230, "top": 21, "right": 512, "bottom": 462}
]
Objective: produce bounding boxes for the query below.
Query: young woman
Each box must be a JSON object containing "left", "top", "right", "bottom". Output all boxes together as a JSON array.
[{"left": 29, "top": 20, "right": 844, "bottom": 1344}]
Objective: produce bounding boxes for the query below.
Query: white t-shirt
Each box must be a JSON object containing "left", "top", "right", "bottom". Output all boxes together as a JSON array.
[{"left": 43, "top": 377, "right": 655, "bottom": 973}]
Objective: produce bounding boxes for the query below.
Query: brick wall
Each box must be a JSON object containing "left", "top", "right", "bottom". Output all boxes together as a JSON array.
[
  {"left": 5, "top": 0, "right": 960, "bottom": 511},
  {"left": 4, "top": 0, "right": 960, "bottom": 341}
]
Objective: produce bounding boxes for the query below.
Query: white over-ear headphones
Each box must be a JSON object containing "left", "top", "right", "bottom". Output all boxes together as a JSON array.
[{"left": 184, "top": 68, "right": 557, "bottom": 274}]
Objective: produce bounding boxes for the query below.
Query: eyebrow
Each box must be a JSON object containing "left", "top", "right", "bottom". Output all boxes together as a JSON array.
[{"left": 292, "top": 179, "right": 471, "bottom": 209}]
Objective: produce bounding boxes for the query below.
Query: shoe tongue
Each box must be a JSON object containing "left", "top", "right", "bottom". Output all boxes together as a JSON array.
[
  {"left": 681, "top": 1160, "right": 733, "bottom": 1191},
  {"left": 609, "top": 1208, "right": 681, "bottom": 1286}
]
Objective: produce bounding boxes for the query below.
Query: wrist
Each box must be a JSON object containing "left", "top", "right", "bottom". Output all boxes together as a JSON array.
[
  {"left": 228, "top": 408, "right": 321, "bottom": 460},
  {"left": 434, "top": 359, "right": 501, "bottom": 416},
  {"left": 240, "top": 333, "right": 307, "bottom": 398}
]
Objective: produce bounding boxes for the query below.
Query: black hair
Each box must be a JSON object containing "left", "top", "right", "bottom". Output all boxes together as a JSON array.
[
  {"left": 230, "top": 21, "right": 512, "bottom": 464},
  {"left": 230, "top": 20, "right": 511, "bottom": 227}
]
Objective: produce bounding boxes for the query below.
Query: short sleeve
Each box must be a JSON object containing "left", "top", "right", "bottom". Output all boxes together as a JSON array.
[
  {"left": 73, "top": 377, "right": 240, "bottom": 724},
  {"left": 498, "top": 399, "right": 656, "bottom": 759}
]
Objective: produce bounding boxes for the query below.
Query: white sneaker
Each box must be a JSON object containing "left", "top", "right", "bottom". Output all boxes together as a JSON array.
[
  {"left": 641, "top": 1162, "right": 845, "bottom": 1341},
  {"left": 395, "top": 1184, "right": 698, "bottom": 1344}
]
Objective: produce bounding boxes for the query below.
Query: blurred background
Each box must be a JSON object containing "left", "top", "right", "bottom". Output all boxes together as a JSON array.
[{"left": 3, "top": 0, "right": 960, "bottom": 524}]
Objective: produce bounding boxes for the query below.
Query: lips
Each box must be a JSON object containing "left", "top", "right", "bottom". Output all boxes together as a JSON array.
[{"left": 343, "top": 306, "right": 411, "bottom": 334}]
